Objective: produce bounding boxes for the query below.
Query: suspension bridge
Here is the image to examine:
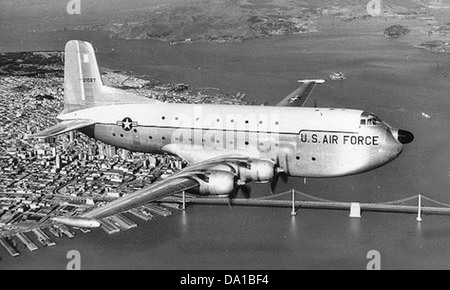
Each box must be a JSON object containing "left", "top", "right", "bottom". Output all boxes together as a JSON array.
[{"left": 160, "top": 189, "right": 450, "bottom": 222}]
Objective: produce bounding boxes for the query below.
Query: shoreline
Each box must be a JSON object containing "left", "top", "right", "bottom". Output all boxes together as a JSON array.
[{"left": 0, "top": 50, "right": 249, "bottom": 105}]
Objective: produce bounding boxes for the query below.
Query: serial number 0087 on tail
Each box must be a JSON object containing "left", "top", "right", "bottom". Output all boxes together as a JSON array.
[{"left": 83, "top": 77, "right": 96, "bottom": 83}]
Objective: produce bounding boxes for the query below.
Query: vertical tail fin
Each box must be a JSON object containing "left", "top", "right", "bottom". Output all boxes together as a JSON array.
[{"left": 63, "top": 40, "right": 104, "bottom": 113}]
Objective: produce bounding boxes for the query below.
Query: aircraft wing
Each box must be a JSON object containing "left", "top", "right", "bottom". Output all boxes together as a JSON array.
[
  {"left": 276, "top": 79, "right": 325, "bottom": 107},
  {"left": 52, "top": 155, "right": 251, "bottom": 227},
  {"left": 27, "top": 119, "right": 96, "bottom": 139},
  {"left": 81, "top": 177, "right": 199, "bottom": 220}
]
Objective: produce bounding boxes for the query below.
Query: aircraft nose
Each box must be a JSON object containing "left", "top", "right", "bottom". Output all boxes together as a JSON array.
[{"left": 397, "top": 129, "right": 414, "bottom": 145}]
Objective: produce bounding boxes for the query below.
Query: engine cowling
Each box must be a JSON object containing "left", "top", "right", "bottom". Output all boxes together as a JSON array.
[
  {"left": 238, "top": 160, "right": 275, "bottom": 183},
  {"left": 189, "top": 171, "right": 236, "bottom": 196}
]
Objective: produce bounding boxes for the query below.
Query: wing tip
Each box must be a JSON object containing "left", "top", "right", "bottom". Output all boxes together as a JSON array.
[
  {"left": 52, "top": 217, "right": 101, "bottom": 228},
  {"left": 297, "top": 79, "right": 326, "bottom": 84}
]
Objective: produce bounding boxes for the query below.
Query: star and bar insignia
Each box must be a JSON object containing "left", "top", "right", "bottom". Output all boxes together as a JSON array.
[{"left": 116, "top": 117, "right": 138, "bottom": 131}]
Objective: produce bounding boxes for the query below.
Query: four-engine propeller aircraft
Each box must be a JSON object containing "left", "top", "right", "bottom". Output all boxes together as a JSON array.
[{"left": 30, "top": 40, "right": 414, "bottom": 228}]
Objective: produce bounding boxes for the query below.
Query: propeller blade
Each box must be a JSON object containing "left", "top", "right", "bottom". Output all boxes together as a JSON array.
[
  {"left": 281, "top": 173, "right": 288, "bottom": 183},
  {"left": 269, "top": 175, "right": 278, "bottom": 195},
  {"left": 269, "top": 168, "right": 288, "bottom": 195},
  {"left": 227, "top": 188, "right": 237, "bottom": 208},
  {"left": 240, "top": 184, "right": 251, "bottom": 199},
  {"left": 228, "top": 177, "right": 251, "bottom": 207}
]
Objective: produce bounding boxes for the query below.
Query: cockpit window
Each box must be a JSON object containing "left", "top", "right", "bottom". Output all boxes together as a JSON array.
[
  {"left": 367, "top": 118, "right": 380, "bottom": 125},
  {"left": 360, "top": 113, "right": 381, "bottom": 126}
]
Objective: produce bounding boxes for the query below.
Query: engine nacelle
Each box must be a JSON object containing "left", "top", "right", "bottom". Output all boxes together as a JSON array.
[
  {"left": 238, "top": 160, "right": 275, "bottom": 183},
  {"left": 189, "top": 171, "right": 236, "bottom": 196}
]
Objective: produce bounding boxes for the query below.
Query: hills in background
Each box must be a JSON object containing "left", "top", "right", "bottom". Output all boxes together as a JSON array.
[
  {"left": 58, "top": 0, "right": 449, "bottom": 45},
  {"left": 1, "top": 0, "right": 450, "bottom": 47},
  {"left": 93, "top": 0, "right": 318, "bottom": 43}
]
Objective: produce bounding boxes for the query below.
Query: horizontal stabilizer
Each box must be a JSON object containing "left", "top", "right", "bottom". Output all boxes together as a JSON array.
[{"left": 27, "top": 119, "right": 95, "bottom": 139}]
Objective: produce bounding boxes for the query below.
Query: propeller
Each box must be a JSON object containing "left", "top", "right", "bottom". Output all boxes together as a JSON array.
[
  {"left": 227, "top": 178, "right": 252, "bottom": 207},
  {"left": 269, "top": 160, "right": 288, "bottom": 195},
  {"left": 229, "top": 184, "right": 251, "bottom": 199},
  {"left": 239, "top": 183, "right": 252, "bottom": 198}
]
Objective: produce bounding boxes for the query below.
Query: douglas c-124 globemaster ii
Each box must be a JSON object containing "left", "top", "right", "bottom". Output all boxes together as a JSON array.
[{"left": 29, "top": 40, "right": 414, "bottom": 228}]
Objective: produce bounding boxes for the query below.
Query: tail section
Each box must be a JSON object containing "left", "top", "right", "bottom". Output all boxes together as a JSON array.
[
  {"left": 28, "top": 40, "right": 156, "bottom": 139},
  {"left": 62, "top": 40, "right": 155, "bottom": 114},
  {"left": 63, "top": 40, "right": 104, "bottom": 113}
]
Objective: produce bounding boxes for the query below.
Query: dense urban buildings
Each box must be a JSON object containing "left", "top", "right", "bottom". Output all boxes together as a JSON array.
[{"left": 0, "top": 51, "right": 247, "bottom": 256}]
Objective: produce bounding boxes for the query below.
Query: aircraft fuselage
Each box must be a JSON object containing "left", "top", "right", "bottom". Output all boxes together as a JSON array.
[{"left": 60, "top": 102, "right": 407, "bottom": 178}]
